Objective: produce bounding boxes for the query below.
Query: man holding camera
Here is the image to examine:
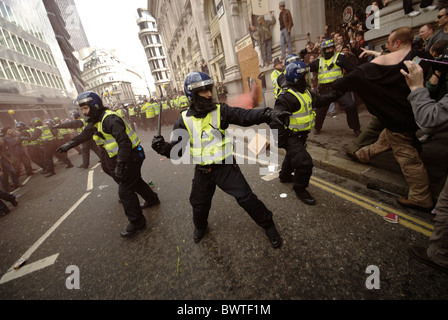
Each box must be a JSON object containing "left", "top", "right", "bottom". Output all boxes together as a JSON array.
[{"left": 401, "top": 59, "right": 448, "bottom": 273}]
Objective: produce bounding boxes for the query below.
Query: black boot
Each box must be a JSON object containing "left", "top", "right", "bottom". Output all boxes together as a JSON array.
[
  {"left": 120, "top": 222, "right": 146, "bottom": 238},
  {"left": 193, "top": 227, "right": 207, "bottom": 243},
  {"left": 265, "top": 225, "right": 282, "bottom": 248},
  {"left": 294, "top": 187, "right": 316, "bottom": 205}
]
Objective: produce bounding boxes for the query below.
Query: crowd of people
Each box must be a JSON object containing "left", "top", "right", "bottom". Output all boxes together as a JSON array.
[
  {"left": 263, "top": 1, "right": 448, "bottom": 272},
  {"left": 2, "top": 0, "right": 448, "bottom": 272},
  {"left": 0, "top": 93, "right": 189, "bottom": 217}
]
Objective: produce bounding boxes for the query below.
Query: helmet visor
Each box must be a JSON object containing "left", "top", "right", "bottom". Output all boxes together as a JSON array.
[{"left": 187, "top": 79, "right": 214, "bottom": 93}]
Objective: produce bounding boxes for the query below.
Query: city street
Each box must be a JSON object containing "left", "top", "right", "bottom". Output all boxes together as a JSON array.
[{"left": 0, "top": 123, "right": 447, "bottom": 304}]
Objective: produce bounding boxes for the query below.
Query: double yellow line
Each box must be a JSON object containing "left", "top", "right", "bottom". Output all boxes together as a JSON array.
[{"left": 310, "top": 176, "right": 434, "bottom": 237}]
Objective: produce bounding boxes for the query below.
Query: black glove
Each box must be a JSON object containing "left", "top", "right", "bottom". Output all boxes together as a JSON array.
[
  {"left": 330, "top": 90, "right": 344, "bottom": 101},
  {"left": 152, "top": 135, "right": 166, "bottom": 153},
  {"left": 263, "top": 108, "right": 291, "bottom": 126},
  {"left": 115, "top": 161, "right": 126, "bottom": 183},
  {"left": 56, "top": 141, "right": 76, "bottom": 153}
]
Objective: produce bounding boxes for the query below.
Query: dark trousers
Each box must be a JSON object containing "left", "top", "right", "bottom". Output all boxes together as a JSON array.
[
  {"left": 1, "top": 158, "right": 19, "bottom": 190},
  {"left": 403, "top": 0, "right": 433, "bottom": 14},
  {"left": 43, "top": 140, "right": 72, "bottom": 172},
  {"left": 280, "top": 134, "right": 314, "bottom": 192},
  {"left": 114, "top": 147, "right": 159, "bottom": 226},
  {"left": 81, "top": 139, "right": 101, "bottom": 167},
  {"left": 27, "top": 145, "right": 45, "bottom": 170},
  {"left": 0, "top": 189, "right": 15, "bottom": 214},
  {"left": 11, "top": 149, "right": 33, "bottom": 176},
  {"left": 189, "top": 164, "right": 274, "bottom": 231},
  {"left": 314, "top": 91, "right": 360, "bottom": 132}
]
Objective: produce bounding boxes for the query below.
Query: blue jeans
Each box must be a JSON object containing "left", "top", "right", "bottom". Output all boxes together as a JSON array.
[{"left": 280, "top": 28, "right": 293, "bottom": 57}]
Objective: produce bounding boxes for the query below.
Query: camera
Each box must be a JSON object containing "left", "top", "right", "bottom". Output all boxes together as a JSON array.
[{"left": 433, "top": 45, "right": 448, "bottom": 73}]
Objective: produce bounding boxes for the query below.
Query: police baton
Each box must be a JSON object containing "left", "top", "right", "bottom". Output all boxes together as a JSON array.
[{"left": 157, "top": 106, "right": 162, "bottom": 136}]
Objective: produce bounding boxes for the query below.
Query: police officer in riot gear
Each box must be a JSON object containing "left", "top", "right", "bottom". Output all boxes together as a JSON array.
[
  {"left": 57, "top": 91, "right": 160, "bottom": 238},
  {"left": 29, "top": 118, "right": 74, "bottom": 177},
  {"left": 53, "top": 110, "right": 101, "bottom": 169},
  {"left": 308, "top": 39, "right": 361, "bottom": 136},
  {"left": 272, "top": 61, "right": 340, "bottom": 205},
  {"left": 151, "top": 72, "right": 290, "bottom": 248}
]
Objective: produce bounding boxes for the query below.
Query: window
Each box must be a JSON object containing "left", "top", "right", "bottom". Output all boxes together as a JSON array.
[
  {"left": 31, "top": 68, "right": 41, "bottom": 85},
  {"left": 138, "top": 21, "right": 149, "bottom": 30},
  {"left": 29, "top": 43, "right": 39, "bottom": 60},
  {"left": 24, "top": 41, "right": 34, "bottom": 59},
  {"left": 18, "top": 37, "right": 28, "bottom": 55},
  {"left": 43, "top": 72, "right": 52, "bottom": 87},
  {"left": 3, "top": 30, "right": 15, "bottom": 50},
  {"left": 0, "top": 2, "right": 8, "bottom": 19},
  {"left": 0, "top": 59, "right": 15, "bottom": 80},
  {"left": 17, "top": 64, "right": 29, "bottom": 83},
  {"left": 5, "top": 3, "right": 16, "bottom": 25},
  {"left": 11, "top": 34, "right": 23, "bottom": 54},
  {"left": 34, "top": 45, "right": 44, "bottom": 62},
  {"left": 0, "top": 62, "right": 5, "bottom": 79},
  {"left": 24, "top": 66, "right": 36, "bottom": 84},
  {"left": 47, "top": 52, "right": 56, "bottom": 66},
  {"left": 37, "top": 70, "right": 47, "bottom": 86},
  {"left": 0, "top": 29, "right": 6, "bottom": 46}
]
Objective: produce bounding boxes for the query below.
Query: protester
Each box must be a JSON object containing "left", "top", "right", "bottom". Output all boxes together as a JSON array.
[
  {"left": 332, "top": 27, "right": 435, "bottom": 212},
  {"left": 400, "top": 59, "right": 448, "bottom": 273},
  {"left": 279, "top": 1, "right": 294, "bottom": 59},
  {"left": 425, "top": 5, "right": 448, "bottom": 52}
]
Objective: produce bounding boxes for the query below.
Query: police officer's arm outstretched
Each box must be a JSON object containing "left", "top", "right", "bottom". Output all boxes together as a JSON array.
[
  {"left": 152, "top": 72, "right": 290, "bottom": 248},
  {"left": 57, "top": 91, "right": 160, "bottom": 238}
]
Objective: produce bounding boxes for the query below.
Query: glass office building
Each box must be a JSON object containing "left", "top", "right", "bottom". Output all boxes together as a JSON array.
[{"left": 0, "top": 0, "right": 78, "bottom": 127}]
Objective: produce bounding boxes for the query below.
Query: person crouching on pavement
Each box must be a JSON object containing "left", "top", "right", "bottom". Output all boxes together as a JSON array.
[
  {"left": 57, "top": 91, "right": 160, "bottom": 238},
  {"left": 271, "top": 61, "right": 341, "bottom": 206},
  {"left": 151, "top": 72, "right": 291, "bottom": 248}
]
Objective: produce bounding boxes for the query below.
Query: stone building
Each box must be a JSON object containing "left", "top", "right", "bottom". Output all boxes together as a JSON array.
[
  {"left": 147, "top": 0, "right": 440, "bottom": 108},
  {"left": 147, "top": 0, "right": 326, "bottom": 107}
]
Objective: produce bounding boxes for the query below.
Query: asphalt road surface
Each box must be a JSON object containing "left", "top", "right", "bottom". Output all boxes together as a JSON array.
[{"left": 1, "top": 124, "right": 447, "bottom": 307}]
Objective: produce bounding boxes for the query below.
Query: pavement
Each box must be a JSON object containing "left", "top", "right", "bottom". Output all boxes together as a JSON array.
[{"left": 286, "top": 104, "right": 448, "bottom": 204}]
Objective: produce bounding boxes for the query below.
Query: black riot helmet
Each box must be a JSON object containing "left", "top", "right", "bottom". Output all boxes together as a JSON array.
[{"left": 75, "top": 91, "right": 105, "bottom": 120}]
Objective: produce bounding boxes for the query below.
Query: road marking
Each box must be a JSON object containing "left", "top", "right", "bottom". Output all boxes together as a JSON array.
[
  {"left": 87, "top": 170, "right": 94, "bottom": 191},
  {"left": 0, "top": 192, "right": 91, "bottom": 284},
  {"left": 309, "top": 176, "right": 433, "bottom": 237},
  {"left": 0, "top": 254, "right": 59, "bottom": 284},
  {"left": 239, "top": 150, "right": 435, "bottom": 238}
]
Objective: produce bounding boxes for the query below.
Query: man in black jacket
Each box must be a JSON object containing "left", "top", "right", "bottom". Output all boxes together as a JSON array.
[
  {"left": 332, "top": 27, "right": 434, "bottom": 212},
  {"left": 151, "top": 72, "right": 290, "bottom": 248}
]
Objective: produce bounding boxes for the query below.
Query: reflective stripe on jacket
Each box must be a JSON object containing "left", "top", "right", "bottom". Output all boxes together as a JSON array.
[
  {"left": 318, "top": 53, "right": 343, "bottom": 84},
  {"left": 181, "top": 104, "right": 234, "bottom": 165},
  {"left": 285, "top": 89, "right": 315, "bottom": 132},
  {"left": 96, "top": 110, "right": 140, "bottom": 158},
  {"left": 37, "top": 125, "right": 55, "bottom": 142}
]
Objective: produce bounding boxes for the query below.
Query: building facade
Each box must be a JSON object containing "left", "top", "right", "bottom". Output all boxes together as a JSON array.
[
  {"left": 79, "top": 47, "right": 141, "bottom": 107},
  {"left": 55, "top": 0, "right": 90, "bottom": 52},
  {"left": 147, "top": 0, "right": 326, "bottom": 106},
  {"left": 137, "top": 8, "right": 171, "bottom": 98},
  {"left": 0, "top": 0, "right": 79, "bottom": 128},
  {"left": 44, "top": 0, "right": 86, "bottom": 95}
]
